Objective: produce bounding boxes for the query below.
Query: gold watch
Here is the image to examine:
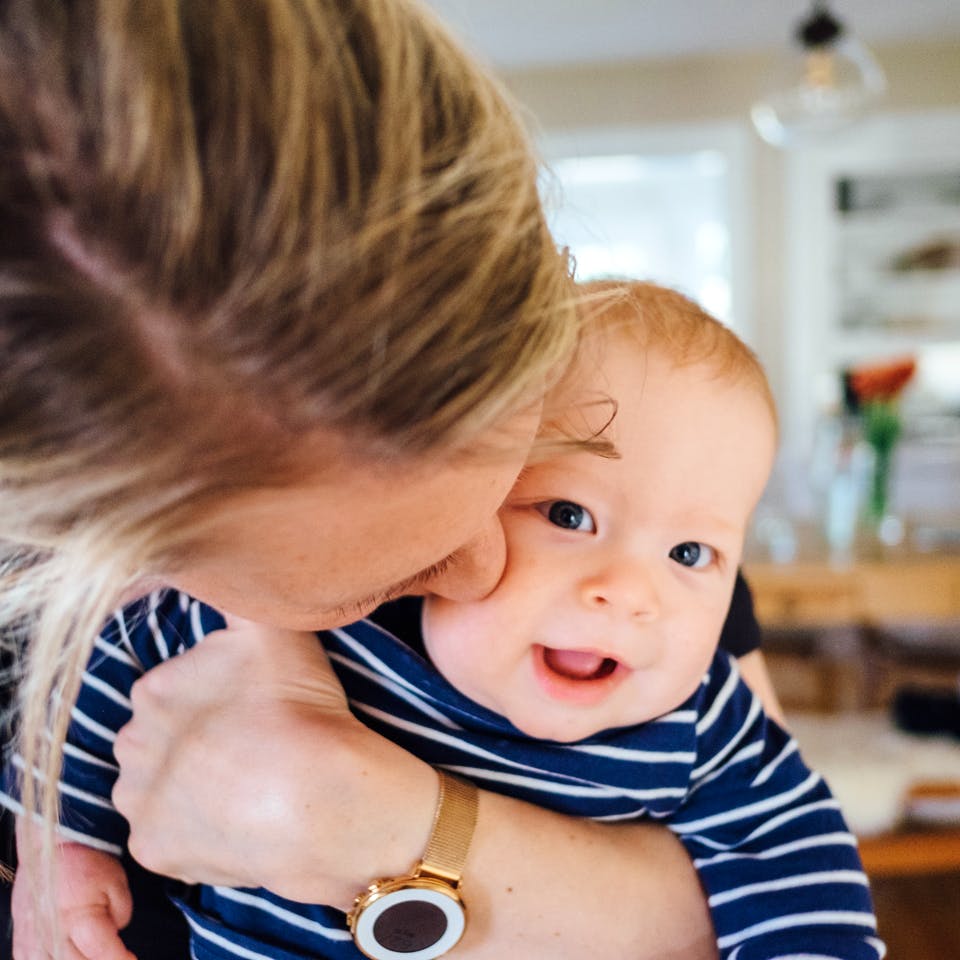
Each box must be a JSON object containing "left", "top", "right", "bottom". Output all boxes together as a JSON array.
[{"left": 347, "top": 770, "right": 478, "bottom": 960}]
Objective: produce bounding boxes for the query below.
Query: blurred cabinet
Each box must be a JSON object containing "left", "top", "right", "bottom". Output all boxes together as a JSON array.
[{"left": 782, "top": 109, "right": 960, "bottom": 468}]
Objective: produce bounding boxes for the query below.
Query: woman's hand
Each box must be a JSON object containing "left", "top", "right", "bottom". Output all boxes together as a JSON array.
[{"left": 111, "top": 617, "right": 436, "bottom": 906}]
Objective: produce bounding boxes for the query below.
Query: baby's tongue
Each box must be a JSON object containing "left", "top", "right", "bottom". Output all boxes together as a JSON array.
[{"left": 544, "top": 647, "right": 605, "bottom": 680}]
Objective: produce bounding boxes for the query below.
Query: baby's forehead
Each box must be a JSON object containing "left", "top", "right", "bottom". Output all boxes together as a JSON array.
[{"left": 588, "top": 310, "right": 776, "bottom": 422}]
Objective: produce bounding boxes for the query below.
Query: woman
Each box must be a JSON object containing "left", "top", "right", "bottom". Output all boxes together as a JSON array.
[{"left": 1, "top": 3, "right": 773, "bottom": 957}]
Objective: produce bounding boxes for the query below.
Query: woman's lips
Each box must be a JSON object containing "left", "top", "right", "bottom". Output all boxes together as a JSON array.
[{"left": 532, "top": 644, "right": 626, "bottom": 704}]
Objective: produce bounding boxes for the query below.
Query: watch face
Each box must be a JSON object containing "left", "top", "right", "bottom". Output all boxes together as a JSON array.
[
  {"left": 351, "top": 885, "right": 466, "bottom": 960},
  {"left": 374, "top": 898, "right": 447, "bottom": 952}
]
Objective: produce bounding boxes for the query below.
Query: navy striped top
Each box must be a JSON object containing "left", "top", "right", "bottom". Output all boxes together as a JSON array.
[{"left": 4, "top": 590, "right": 883, "bottom": 960}]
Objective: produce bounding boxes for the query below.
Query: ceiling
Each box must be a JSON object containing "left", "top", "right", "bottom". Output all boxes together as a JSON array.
[{"left": 422, "top": 0, "right": 960, "bottom": 71}]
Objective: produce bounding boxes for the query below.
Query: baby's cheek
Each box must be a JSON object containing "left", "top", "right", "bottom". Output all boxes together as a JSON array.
[
  {"left": 421, "top": 599, "right": 477, "bottom": 677},
  {"left": 423, "top": 598, "right": 512, "bottom": 711}
]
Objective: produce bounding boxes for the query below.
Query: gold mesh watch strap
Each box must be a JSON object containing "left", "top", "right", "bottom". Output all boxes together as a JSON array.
[{"left": 416, "top": 770, "right": 478, "bottom": 887}]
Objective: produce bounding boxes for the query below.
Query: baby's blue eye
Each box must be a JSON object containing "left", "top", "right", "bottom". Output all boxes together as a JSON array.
[
  {"left": 542, "top": 500, "right": 596, "bottom": 533},
  {"left": 669, "top": 541, "right": 715, "bottom": 569}
]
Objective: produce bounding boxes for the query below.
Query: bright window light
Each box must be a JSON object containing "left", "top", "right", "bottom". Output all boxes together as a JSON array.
[{"left": 545, "top": 149, "right": 737, "bottom": 329}]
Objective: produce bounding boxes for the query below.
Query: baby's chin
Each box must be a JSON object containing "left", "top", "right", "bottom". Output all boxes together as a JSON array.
[
  {"left": 504, "top": 701, "right": 670, "bottom": 743},
  {"left": 504, "top": 710, "right": 607, "bottom": 744}
]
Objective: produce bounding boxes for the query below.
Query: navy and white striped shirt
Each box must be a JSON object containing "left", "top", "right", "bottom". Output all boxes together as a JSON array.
[{"left": 4, "top": 590, "right": 883, "bottom": 960}]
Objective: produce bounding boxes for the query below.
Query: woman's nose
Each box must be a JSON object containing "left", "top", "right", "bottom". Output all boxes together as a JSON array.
[
  {"left": 423, "top": 516, "right": 507, "bottom": 602},
  {"left": 579, "top": 561, "right": 660, "bottom": 621}
]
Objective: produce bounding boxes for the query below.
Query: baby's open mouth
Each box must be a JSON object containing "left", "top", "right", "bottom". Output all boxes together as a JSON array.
[{"left": 541, "top": 646, "right": 619, "bottom": 681}]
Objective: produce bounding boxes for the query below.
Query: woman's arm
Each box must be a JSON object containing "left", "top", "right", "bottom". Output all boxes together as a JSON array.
[
  {"left": 461, "top": 790, "right": 717, "bottom": 959},
  {"left": 111, "top": 621, "right": 718, "bottom": 960},
  {"left": 736, "top": 649, "right": 786, "bottom": 726}
]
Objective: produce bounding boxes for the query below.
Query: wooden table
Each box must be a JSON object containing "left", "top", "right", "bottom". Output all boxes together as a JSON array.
[
  {"left": 859, "top": 827, "right": 960, "bottom": 877},
  {"left": 743, "top": 553, "right": 960, "bottom": 630},
  {"left": 744, "top": 547, "right": 960, "bottom": 879}
]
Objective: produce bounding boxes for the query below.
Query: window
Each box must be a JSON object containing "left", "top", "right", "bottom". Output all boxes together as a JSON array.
[{"left": 540, "top": 122, "right": 752, "bottom": 339}]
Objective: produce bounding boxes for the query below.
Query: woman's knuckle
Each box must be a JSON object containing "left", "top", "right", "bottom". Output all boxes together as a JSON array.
[{"left": 129, "top": 669, "right": 162, "bottom": 706}]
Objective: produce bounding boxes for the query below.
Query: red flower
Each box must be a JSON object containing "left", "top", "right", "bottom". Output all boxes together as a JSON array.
[{"left": 847, "top": 356, "right": 917, "bottom": 404}]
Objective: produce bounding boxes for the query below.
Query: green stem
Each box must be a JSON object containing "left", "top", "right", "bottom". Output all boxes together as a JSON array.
[
  {"left": 869, "top": 446, "right": 891, "bottom": 522},
  {"left": 862, "top": 400, "right": 901, "bottom": 525}
]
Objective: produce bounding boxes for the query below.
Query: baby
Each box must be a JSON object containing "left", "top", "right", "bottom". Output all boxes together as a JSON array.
[{"left": 7, "top": 282, "right": 883, "bottom": 960}]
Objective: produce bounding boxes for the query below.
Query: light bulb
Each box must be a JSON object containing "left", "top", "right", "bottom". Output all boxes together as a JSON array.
[{"left": 751, "top": 3, "right": 886, "bottom": 148}]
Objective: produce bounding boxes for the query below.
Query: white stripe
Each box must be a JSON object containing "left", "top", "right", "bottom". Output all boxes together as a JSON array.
[
  {"left": 0, "top": 786, "right": 121, "bottom": 855},
  {"left": 675, "top": 770, "right": 823, "bottom": 834},
  {"left": 591, "top": 807, "right": 650, "bottom": 822},
  {"left": 867, "top": 936, "right": 888, "bottom": 958},
  {"left": 93, "top": 635, "right": 138, "bottom": 669},
  {"left": 190, "top": 599, "right": 208, "bottom": 645},
  {"left": 772, "top": 955, "right": 870, "bottom": 960},
  {"left": 737, "top": 798, "right": 842, "bottom": 847},
  {"left": 56, "top": 825, "right": 124, "bottom": 857},
  {"left": 331, "top": 627, "right": 440, "bottom": 702},
  {"left": 184, "top": 914, "right": 287, "bottom": 960},
  {"left": 147, "top": 605, "right": 170, "bottom": 660},
  {"left": 62, "top": 741, "right": 118, "bottom": 772},
  {"left": 80, "top": 670, "right": 132, "bottom": 711},
  {"left": 68, "top": 706, "right": 118, "bottom": 745},
  {"left": 709, "top": 869, "right": 869, "bottom": 907},
  {"left": 688, "top": 739, "right": 764, "bottom": 796},
  {"left": 717, "top": 910, "right": 877, "bottom": 950},
  {"left": 694, "top": 832, "right": 858, "bottom": 868},
  {"left": 12, "top": 752, "right": 118, "bottom": 809},
  {"left": 695, "top": 666, "right": 741, "bottom": 735},
  {"left": 568, "top": 742, "right": 695, "bottom": 763},
  {"left": 685, "top": 798, "right": 842, "bottom": 853},
  {"left": 212, "top": 887, "right": 352, "bottom": 942},
  {"left": 444, "top": 765, "right": 685, "bottom": 802},
  {"left": 354, "top": 702, "right": 685, "bottom": 800},
  {"left": 691, "top": 696, "right": 762, "bottom": 781},
  {"left": 752, "top": 737, "right": 800, "bottom": 788},
  {"left": 110, "top": 612, "right": 144, "bottom": 671},
  {"left": 56, "top": 778, "right": 116, "bottom": 811},
  {"left": 332, "top": 653, "right": 462, "bottom": 730},
  {"left": 653, "top": 708, "right": 698, "bottom": 724},
  {"left": 351, "top": 703, "right": 582, "bottom": 782}
]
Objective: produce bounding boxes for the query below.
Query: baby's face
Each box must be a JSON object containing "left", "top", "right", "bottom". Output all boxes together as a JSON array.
[{"left": 423, "top": 327, "right": 776, "bottom": 742}]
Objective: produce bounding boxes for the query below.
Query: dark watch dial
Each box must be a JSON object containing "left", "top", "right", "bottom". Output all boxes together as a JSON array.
[{"left": 372, "top": 899, "right": 448, "bottom": 952}]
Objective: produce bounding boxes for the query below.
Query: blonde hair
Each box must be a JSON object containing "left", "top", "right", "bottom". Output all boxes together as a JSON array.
[
  {"left": 0, "top": 0, "right": 577, "bottom": 895},
  {"left": 578, "top": 280, "right": 777, "bottom": 427}
]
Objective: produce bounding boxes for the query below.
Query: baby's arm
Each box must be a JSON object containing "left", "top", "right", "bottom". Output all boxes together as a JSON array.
[
  {"left": 12, "top": 820, "right": 135, "bottom": 960},
  {"left": 675, "top": 654, "right": 882, "bottom": 960}
]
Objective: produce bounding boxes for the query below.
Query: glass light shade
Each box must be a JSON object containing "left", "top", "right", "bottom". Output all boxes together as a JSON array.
[{"left": 751, "top": 34, "right": 887, "bottom": 147}]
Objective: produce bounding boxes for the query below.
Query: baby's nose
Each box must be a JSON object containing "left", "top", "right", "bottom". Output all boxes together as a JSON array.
[{"left": 579, "top": 562, "right": 660, "bottom": 621}]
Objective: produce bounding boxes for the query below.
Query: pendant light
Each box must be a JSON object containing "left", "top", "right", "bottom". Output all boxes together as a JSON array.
[{"left": 751, "top": 2, "right": 886, "bottom": 148}]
